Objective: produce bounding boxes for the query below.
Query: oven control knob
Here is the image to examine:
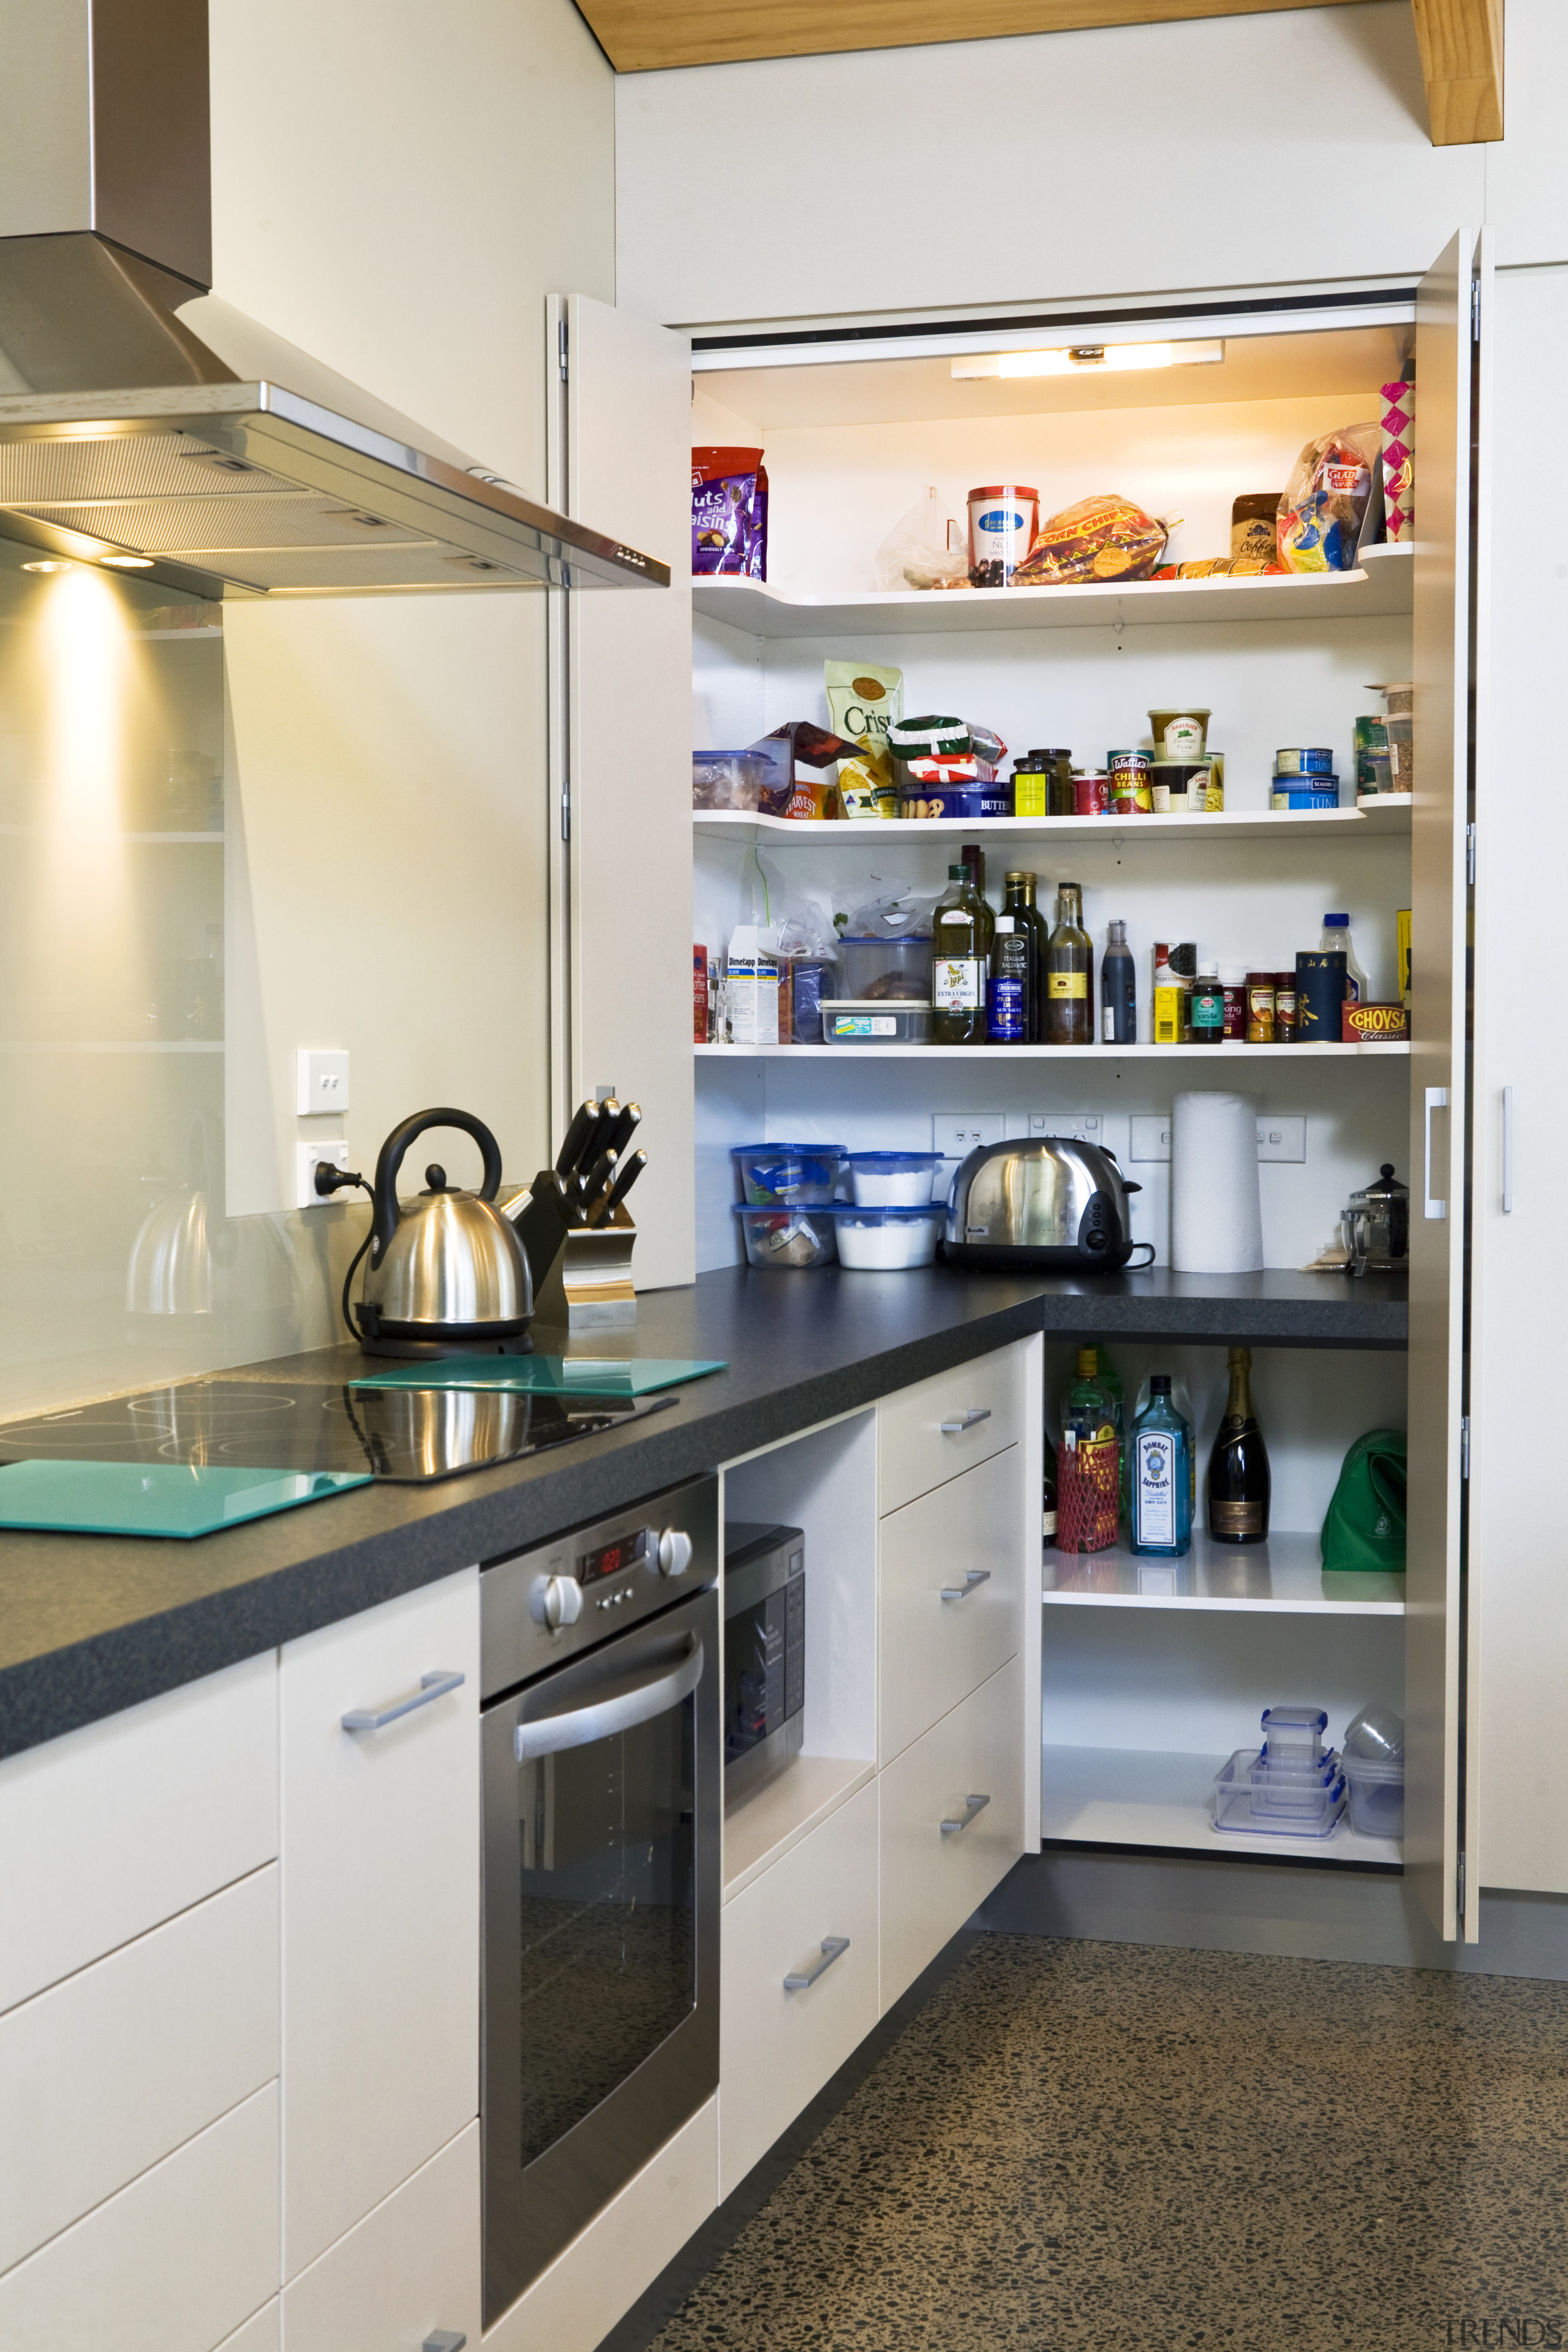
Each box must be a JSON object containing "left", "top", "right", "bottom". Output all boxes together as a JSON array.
[
  {"left": 656, "top": 1528, "right": 693, "bottom": 1579},
  {"left": 532, "top": 1574, "right": 582, "bottom": 1629}
]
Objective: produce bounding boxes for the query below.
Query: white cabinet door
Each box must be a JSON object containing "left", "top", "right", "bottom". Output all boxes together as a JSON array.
[
  {"left": 1408, "top": 228, "right": 1489, "bottom": 1944},
  {"left": 0, "top": 1865, "right": 277, "bottom": 2272},
  {"left": 280, "top": 2122, "right": 479, "bottom": 2352},
  {"left": 719, "top": 1777, "right": 879, "bottom": 2199},
  {"left": 878, "top": 1446, "right": 1022, "bottom": 1767},
  {"left": 0, "top": 1653, "right": 277, "bottom": 2013},
  {"left": 280, "top": 1569, "right": 480, "bottom": 2278},
  {"left": 0, "top": 2081, "right": 278, "bottom": 2352},
  {"left": 549, "top": 292, "right": 693, "bottom": 1287}
]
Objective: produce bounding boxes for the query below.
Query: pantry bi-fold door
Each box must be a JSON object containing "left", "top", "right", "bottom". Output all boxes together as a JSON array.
[
  {"left": 1406, "top": 229, "right": 1488, "bottom": 1946},
  {"left": 545, "top": 293, "right": 695, "bottom": 1289}
]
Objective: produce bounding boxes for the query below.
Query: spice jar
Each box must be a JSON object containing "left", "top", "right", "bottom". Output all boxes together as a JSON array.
[
  {"left": 1219, "top": 965, "right": 1248, "bottom": 1042},
  {"left": 1246, "top": 972, "right": 1276, "bottom": 1044},
  {"left": 1273, "top": 971, "right": 1298, "bottom": 1044}
]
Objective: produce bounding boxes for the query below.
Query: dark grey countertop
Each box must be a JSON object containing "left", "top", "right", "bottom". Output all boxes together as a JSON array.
[{"left": 0, "top": 1262, "right": 1406, "bottom": 1762}]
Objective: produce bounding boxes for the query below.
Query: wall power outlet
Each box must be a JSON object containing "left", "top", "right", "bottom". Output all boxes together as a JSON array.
[
  {"left": 296, "top": 1140, "right": 353, "bottom": 1210},
  {"left": 1129, "top": 1115, "right": 1306, "bottom": 1163},
  {"left": 933, "top": 1113, "right": 1004, "bottom": 1159}
]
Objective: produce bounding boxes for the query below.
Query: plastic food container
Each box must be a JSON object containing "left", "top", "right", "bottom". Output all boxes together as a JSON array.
[
  {"left": 1271, "top": 782, "right": 1340, "bottom": 810},
  {"left": 692, "top": 751, "right": 767, "bottom": 812},
  {"left": 829, "top": 1205, "right": 945, "bottom": 1269},
  {"left": 837, "top": 935, "right": 933, "bottom": 1003},
  {"left": 733, "top": 1205, "right": 838, "bottom": 1269},
  {"left": 847, "top": 1151, "right": 943, "bottom": 1206},
  {"left": 1148, "top": 704, "right": 1210, "bottom": 759},
  {"left": 1261, "top": 1705, "right": 1327, "bottom": 1764},
  {"left": 1213, "top": 1749, "right": 1346, "bottom": 1838},
  {"left": 1275, "top": 746, "right": 1335, "bottom": 777},
  {"left": 1342, "top": 1754, "right": 1405, "bottom": 1839},
  {"left": 730, "top": 1142, "right": 845, "bottom": 1207},
  {"left": 822, "top": 1000, "right": 932, "bottom": 1045}
]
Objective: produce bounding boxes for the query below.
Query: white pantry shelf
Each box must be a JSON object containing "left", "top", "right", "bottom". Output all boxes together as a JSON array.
[
  {"left": 1043, "top": 1530, "right": 1404, "bottom": 1615},
  {"left": 694, "top": 545, "right": 1412, "bottom": 640},
  {"left": 0, "top": 1039, "right": 224, "bottom": 1055},
  {"left": 723, "top": 1754, "right": 875, "bottom": 1902},
  {"left": 1041, "top": 1744, "right": 1402, "bottom": 1866},
  {"left": 693, "top": 802, "right": 1410, "bottom": 848},
  {"left": 696, "top": 1041, "right": 1410, "bottom": 1061}
]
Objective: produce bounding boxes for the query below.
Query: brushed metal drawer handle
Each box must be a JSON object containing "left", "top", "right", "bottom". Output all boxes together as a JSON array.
[
  {"left": 941, "top": 1408, "right": 992, "bottom": 1433},
  {"left": 424, "top": 2333, "right": 467, "bottom": 2351},
  {"left": 342, "top": 1669, "right": 464, "bottom": 1733},
  {"left": 941, "top": 1568, "right": 992, "bottom": 1602},
  {"left": 941, "top": 1793, "right": 991, "bottom": 1834},
  {"left": 783, "top": 1936, "right": 850, "bottom": 1992}
]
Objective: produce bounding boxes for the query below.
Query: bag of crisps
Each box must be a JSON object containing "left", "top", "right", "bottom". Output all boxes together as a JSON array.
[
  {"left": 1277, "top": 425, "right": 1381, "bottom": 573},
  {"left": 1011, "top": 494, "right": 1170, "bottom": 587}
]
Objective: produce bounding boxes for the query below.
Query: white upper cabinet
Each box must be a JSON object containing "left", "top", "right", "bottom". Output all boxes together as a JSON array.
[{"left": 279, "top": 1567, "right": 480, "bottom": 2278}]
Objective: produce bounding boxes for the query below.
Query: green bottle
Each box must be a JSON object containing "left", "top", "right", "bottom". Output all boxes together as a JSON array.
[
  {"left": 932, "top": 863, "right": 988, "bottom": 1044},
  {"left": 1045, "top": 881, "right": 1094, "bottom": 1046},
  {"left": 1003, "top": 872, "right": 1050, "bottom": 1041}
]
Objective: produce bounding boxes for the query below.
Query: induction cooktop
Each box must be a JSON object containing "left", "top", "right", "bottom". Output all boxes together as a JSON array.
[{"left": 0, "top": 1378, "right": 674, "bottom": 1487}]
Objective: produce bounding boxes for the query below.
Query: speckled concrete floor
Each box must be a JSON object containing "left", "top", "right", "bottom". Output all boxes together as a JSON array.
[{"left": 649, "top": 1935, "right": 1568, "bottom": 2351}]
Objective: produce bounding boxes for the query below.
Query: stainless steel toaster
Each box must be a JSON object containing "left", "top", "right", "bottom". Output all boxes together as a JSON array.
[{"left": 943, "top": 1137, "right": 1152, "bottom": 1271}]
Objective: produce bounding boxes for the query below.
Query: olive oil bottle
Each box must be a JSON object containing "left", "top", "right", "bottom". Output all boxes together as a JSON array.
[
  {"left": 1045, "top": 881, "right": 1093, "bottom": 1046},
  {"left": 932, "top": 863, "right": 988, "bottom": 1045}
]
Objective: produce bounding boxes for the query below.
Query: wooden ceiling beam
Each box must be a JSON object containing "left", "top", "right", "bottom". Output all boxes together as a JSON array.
[{"left": 1409, "top": 0, "right": 1504, "bottom": 144}]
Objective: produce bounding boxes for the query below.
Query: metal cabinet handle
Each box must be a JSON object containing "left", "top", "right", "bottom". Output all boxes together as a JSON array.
[
  {"left": 514, "top": 1634, "right": 703, "bottom": 1763},
  {"left": 940, "top": 1408, "right": 992, "bottom": 1433},
  {"left": 1423, "top": 1086, "right": 1449, "bottom": 1221},
  {"left": 783, "top": 1936, "right": 850, "bottom": 1992},
  {"left": 941, "top": 1792, "right": 991, "bottom": 1834},
  {"left": 1502, "top": 1085, "right": 1513, "bottom": 1213},
  {"left": 941, "top": 1568, "right": 992, "bottom": 1602},
  {"left": 423, "top": 2334, "right": 467, "bottom": 2351},
  {"left": 342, "top": 1669, "right": 464, "bottom": 1733}
]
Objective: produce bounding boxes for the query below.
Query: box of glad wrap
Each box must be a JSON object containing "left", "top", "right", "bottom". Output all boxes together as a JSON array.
[{"left": 1341, "top": 1002, "right": 1410, "bottom": 1043}]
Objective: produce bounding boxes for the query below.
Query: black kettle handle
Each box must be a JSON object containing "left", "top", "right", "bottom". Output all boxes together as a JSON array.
[{"left": 371, "top": 1107, "right": 503, "bottom": 1264}]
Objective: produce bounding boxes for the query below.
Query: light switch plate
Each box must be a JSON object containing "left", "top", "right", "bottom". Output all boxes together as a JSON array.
[
  {"left": 296, "top": 1049, "right": 350, "bottom": 1116},
  {"left": 1129, "top": 1115, "right": 1306, "bottom": 1163},
  {"left": 933, "top": 1112, "right": 1004, "bottom": 1159},
  {"left": 296, "top": 1140, "right": 352, "bottom": 1209},
  {"left": 1027, "top": 1110, "right": 1102, "bottom": 1144}
]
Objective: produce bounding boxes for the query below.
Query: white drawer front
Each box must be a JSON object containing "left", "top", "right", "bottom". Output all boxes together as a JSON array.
[
  {"left": 216, "top": 2305, "right": 279, "bottom": 2352},
  {"left": 0, "top": 1653, "right": 277, "bottom": 2014},
  {"left": 281, "top": 1567, "right": 479, "bottom": 2278},
  {"left": 878, "top": 1445, "right": 1021, "bottom": 1766},
  {"left": 0, "top": 1864, "right": 278, "bottom": 2273},
  {"left": 0, "top": 2080, "right": 278, "bottom": 2352},
  {"left": 877, "top": 1344, "right": 1024, "bottom": 1520},
  {"left": 281, "top": 2120, "right": 479, "bottom": 2352},
  {"left": 880, "top": 1654, "right": 1024, "bottom": 2010},
  {"left": 719, "top": 1777, "right": 879, "bottom": 2200}
]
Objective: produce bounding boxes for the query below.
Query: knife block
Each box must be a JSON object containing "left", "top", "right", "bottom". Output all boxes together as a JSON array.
[{"left": 532, "top": 1207, "right": 638, "bottom": 1332}]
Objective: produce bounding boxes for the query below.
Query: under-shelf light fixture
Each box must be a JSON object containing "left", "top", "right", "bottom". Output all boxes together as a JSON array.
[{"left": 952, "top": 338, "right": 1224, "bottom": 381}]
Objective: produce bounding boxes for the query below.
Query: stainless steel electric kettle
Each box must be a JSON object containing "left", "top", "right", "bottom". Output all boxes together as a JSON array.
[{"left": 349, "top": 1107, "right": 534, "bottom": 1357}]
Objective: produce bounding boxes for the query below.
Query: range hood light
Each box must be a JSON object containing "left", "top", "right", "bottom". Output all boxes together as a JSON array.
[
  {"left": 21, "top": 559, "right": 70, "bottom": 573},
  {"left": 952, "top": 338, "right": 1224, "bottom": 380},
  {"left": 100, "top": 554, "right": 154, "bottom": 568}
]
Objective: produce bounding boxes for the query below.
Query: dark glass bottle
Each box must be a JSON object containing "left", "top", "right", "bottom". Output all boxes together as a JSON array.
[
  {"left": 959, "top": 844, "right": 995, "bottom": 959},
  {"left": 1045, "top": 881, "right": 1093, "bottom": 1046},
  {"left": 1042, "top": 1444, "right": 1058, "bottom": 1548},
  {"left": 1207, "top": 1345, "right": 1271, "bottom": 1544},
  {"left": 1101, "top": 918, "right": 1136, "bottom": 1044},
  {"left": 987, "top": 916, "right": 1030, "bottom": 1042},
  {"left": 1003, "top": 871, "right": 1050, "bottom": 1041},
  {"left": 932, "top": 863, "right": 987, "bottom": 1045}
]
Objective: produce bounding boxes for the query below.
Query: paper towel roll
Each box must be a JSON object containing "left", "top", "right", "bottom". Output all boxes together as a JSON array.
[{"left": 1171, "top": 1091, "right": 1263, "bottom": 1273}]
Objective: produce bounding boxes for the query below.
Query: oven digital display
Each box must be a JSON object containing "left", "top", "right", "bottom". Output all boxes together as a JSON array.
[{"left": 577, "top": 1526, "right": 649, "bottom": 1586}]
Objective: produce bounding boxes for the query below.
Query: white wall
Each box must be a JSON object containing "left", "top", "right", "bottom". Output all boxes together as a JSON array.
[
  {"left": 616, "top": 0, "right": 1567, "bottom": 331},
  {"left": 209, "top": 0, "right": 616, "bottom": 1249}
]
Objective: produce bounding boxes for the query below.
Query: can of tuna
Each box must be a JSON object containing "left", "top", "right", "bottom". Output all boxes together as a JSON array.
[
  {"left": 967, "top": 485, "right": 1039, "bottom": 587},
  {"left": 1275, "top": 746, "right": 1335, "bottom": 777},
  {"left": 1270, "top": 780, "right": 1340, "bottom": 810}
]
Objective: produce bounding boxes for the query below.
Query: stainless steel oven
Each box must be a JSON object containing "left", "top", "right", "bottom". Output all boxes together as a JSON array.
[{"left": 480, "top": 1475, "right": 720, "bottom": 2327}]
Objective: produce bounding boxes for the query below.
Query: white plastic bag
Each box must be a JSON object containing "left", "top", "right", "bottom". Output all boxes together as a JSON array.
[{"left": 874, "top": 488, "right": 968, "bottom": 592}]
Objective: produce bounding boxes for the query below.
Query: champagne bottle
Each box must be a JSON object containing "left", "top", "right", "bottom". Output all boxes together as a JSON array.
[
  {"left": 1045, "top": 881, "right": 1093, "bottom": 1046},
  {"left": 1207, "top": 1345, "right": 1271, "bottom": 1544},
  {"left": 932, "top": 864, "right": 987, "bottom": 1045},
  {"left": 1042, "top": 1446, "right": 1058, "bottom": 1548}
]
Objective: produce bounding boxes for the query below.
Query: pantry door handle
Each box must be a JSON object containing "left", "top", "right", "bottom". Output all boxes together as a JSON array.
[
  {"left": 941, "top": 1792, "right": 991, "bottom": 1834},
  {"left": 342, "top": 1669, "right": 464, "bottom": 1733},
  {"left": 1423, "top": 1087, "right": 1449, "bottom": 1221},
  {"left": 783, "top": 1936, "right": 850, "bottom": 1992},
  {"left": 423, "top": 2334, "right": 467, "bottom": 2352},
  {"left": 1502, "top": 1086, "right": 1513, "bottom": 1213},
  {"left": 941, "top": 1408, "right": 992, "bottom": 1433},
  {"left": 941, "top": 1568, "right": 992, "bottom": 1601}
]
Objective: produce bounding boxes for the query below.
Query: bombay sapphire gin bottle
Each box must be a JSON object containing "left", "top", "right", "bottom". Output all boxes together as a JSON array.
[{"left": 1131, "top": 1374, "right": 1193, "bottom": 1556}]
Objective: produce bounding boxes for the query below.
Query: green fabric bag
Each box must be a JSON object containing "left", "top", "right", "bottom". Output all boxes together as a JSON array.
[{"left": 1321, "top": 1428, "right": 1408, "bottom": 1573}]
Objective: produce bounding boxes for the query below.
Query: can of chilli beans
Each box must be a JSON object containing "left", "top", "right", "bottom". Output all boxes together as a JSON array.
[{"left": 1107, "top": 750, "right": 1153, "bottom": 815}]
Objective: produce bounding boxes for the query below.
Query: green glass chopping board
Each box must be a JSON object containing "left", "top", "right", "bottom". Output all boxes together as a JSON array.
[
  {"left": 0, "top": 1460, "right": 371, "bottom": 1538},
  {"left": 351, "top": 1355, "right": 726, "bottom": 1396}
]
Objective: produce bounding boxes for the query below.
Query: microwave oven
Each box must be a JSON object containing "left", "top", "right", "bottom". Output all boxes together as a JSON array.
[{"left": 723, "top": 1520, "right": 805, "bottom": 1802}]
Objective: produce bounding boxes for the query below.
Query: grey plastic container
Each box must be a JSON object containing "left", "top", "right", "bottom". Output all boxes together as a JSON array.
[
  {"left": 836, "top": 935, "right": 933, "bottom": 1003},
  {"left": 1343, "top": 1754, "right": 1405, "bottom": 1840}
]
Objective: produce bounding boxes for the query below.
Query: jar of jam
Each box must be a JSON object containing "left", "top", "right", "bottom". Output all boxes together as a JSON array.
[
  {"left": 1246, "top": 972, "right": 1276, "bottom": 1044},
  {"left": 1273, "top": 971, "right": 1298, "bottom": 1044}
]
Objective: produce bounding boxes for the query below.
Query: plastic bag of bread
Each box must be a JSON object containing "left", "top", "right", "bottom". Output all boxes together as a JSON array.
[
  {"left": 1277, "top": 425, "right": 1381, "bottom": 573},
  {"left": 1011, "top": 494, "right": 1170, "bottom": 587}
]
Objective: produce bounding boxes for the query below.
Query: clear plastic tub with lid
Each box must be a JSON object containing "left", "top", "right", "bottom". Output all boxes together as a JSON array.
[
  {"left": 731, "top": 1142, "right": 845, "bottom": 1207},
  {"left": 1260, "top": 1705, "right": 1328, "bottom": 1765},
  {"left": 829, "top": 1205, "right": 944, "bottom": 1269},
  {"left": 1341, "top": 1754, "right": 1405, "bottom": 1839},
  {"left": 733, "top": 1205, "right": 838, "bottom": 1269},
  {"left": 837, "top": 934, "right": 933, "bottom": 1002},
  {"left": 1213, "top": 1749, "right": 1345, "bottom": 1838},
  {"left": 847, "top": 1151, "right": 943, "bottom": 1206}
]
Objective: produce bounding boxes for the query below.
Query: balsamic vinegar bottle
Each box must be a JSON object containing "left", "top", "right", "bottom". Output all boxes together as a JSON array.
[{"left": 1206, "top": 1346, "right": 1271, "bottom": 1545}]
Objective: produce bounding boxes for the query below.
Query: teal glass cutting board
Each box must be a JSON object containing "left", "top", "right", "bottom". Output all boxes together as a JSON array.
[
  {"left": 0, "top": 1460, "right": 371, "bottom": 1538},
  {"left": 352, "top": 1355, "right": 726, "bottom": 1396}
]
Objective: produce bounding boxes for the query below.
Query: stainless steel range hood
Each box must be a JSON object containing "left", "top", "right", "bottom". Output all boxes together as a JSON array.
[{"left": 0, "top": 6, "right": 667, "bottom": 598}]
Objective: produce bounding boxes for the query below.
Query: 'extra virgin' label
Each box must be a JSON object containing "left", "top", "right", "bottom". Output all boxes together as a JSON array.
[
  {"left": 1135, "top": 1431, "right": 1177, "bottom": 1546},
  {"left": 1047, "top": 971, "right": 1088, "bottom": 998},
  {"left": 934, "top": 958, "right": 983, "bottom": 1011}
]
